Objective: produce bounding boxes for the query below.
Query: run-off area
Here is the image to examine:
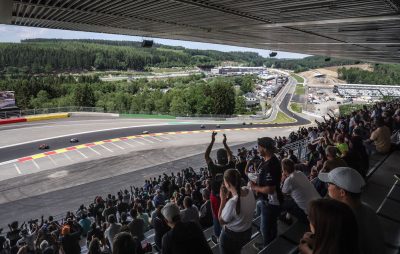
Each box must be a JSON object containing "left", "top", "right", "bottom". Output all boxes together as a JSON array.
[{"left": 0, "top": 127, "right": 296, "bottom": 183}]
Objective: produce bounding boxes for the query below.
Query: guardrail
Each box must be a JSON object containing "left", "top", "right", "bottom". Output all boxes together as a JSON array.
[
  {"left": 0, "top": 107, "right": 104, "bottom": 119},
  {"left": 281, "top": 137, "right": 310, "bottom": 161}
]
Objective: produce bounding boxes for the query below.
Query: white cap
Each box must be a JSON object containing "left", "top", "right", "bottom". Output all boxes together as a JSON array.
[
  {"left": 161, "top": 202, "right": 180, "bottom": 222},
  {"left": 318, "top": 167, "right": 365, "bottom": 194}
]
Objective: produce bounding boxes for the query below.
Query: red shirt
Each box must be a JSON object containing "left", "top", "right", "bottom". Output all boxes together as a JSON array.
[{"left": 210, "top": 192, "right": 221, "bottom": 218}]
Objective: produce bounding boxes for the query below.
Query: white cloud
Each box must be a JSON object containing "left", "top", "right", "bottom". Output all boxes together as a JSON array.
[
  {"left": 0, "top": 25, "right": 10, "bottom": 33},
  {"left": 16, "top": 27, "right": 50, "bottom": 39}
]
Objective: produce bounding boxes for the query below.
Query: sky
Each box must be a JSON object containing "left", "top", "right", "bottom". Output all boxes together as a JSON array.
[{"left": 0, "top": 24, "right": 310, "bottom": 59}]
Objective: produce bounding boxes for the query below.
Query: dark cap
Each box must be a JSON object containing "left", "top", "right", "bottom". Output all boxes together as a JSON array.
[{"left": 257, "top": 137, "right": 278, "bottom": 153}]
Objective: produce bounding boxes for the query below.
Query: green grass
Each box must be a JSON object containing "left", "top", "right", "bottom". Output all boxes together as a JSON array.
[
  {"left": 295, "top": 84, "right": 305, "bottom": 95},
  {"left": 290, "top": 103, "right": 303, "bottom": 113},
  {"left": 150, "top": 67, "right": 194, "bottom": 73},
  {"left": 339, "top": 104, "right": 367, "bottom": 116},
  {"left": 120, "top": 114, "right": 176, "bottom": 119},
  {"left": 269, "top": 111, "right": 296, "bottom": 124},
  {"left": 291, "top": 74, "right": 305, "bottom": 84}
]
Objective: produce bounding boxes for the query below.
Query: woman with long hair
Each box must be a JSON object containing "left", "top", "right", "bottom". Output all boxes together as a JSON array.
[
  {"left": 299, "top": 198, "right": 359, "bottom": 254},
  {"left": 218, "top": 169, "right": 256, "bottom": 254}
]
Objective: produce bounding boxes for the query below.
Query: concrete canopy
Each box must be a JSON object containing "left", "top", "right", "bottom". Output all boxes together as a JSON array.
[{"left": 2, "top": 0, "right": 400, "bottom": 63}]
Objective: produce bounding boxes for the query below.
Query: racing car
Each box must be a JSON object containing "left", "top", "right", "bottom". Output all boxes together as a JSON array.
[
  {"left": 70, "top": 138, "right": 79, "bottom": 143},
  {"left": 38, "top": 144, "right": 50, "bottom": 150}
]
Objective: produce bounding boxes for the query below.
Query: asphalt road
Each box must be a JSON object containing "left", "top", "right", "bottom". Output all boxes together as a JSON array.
[
  {"left": 0, "top": 118, "right": 310, "bottom": 164},
  {"left": 0, "top": 78, "right": 311, "bottom": 229},
  {"left": 0, "top": 141, "right": 255, "bottom": 229}
]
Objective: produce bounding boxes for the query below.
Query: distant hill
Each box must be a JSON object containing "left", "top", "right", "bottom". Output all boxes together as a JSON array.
[{"left": 0, "top": 39, "right": 360, "bottom": 74}]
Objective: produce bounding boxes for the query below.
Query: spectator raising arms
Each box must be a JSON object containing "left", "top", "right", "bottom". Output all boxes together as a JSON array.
[
  {"left": 218, "top": 169, "right": 256, "bottom": 254},
  {"left": 299, "top": 198, "right": 359, "bottom": 254},
  {"left": 205, "top": 132, "right": 234, "bottom": 239}
]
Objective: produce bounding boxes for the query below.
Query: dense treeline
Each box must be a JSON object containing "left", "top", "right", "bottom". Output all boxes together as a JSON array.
[
  {"left": 338, "top": 64, "right": 400, "bottom": 85},
  {"left": 0, "top": 74, "right": 257, "bottom": 115},
  {"left": 265, "top": 56, "right": 359, "bottom": 73},
  {"left": 0, "top": 39, "right": 265, "bottom": 74},
  {"left": 0, "top": 39, "right": 364, "bottom": 74}
]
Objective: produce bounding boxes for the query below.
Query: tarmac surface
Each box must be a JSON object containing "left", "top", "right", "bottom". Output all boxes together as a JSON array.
[{"left": 0, "top": 77, "right": 312, "bottom": 228}]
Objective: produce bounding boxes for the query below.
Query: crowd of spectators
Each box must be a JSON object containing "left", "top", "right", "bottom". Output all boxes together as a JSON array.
[{"left": 0, "top": 100, "right": 399, "bottom": 254}]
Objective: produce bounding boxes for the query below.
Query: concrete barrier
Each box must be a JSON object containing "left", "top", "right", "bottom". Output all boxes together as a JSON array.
[
  {"left": 69, "top": 112, "right": 120, "bottom": 117},
  {"left": 0, "top": 118, "right": 27, "bottom": 125},
  {"left": 25, "top": 113, "right": 70, "bottom": 122}
]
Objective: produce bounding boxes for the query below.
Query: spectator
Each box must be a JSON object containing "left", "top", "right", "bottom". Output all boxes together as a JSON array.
[
  {"left": 103, "top": 201, "right": 117, "bottom": 223},
  {"left": 366, "top": 117, "right": 391, "bottom": 154},
  {"left": 321, "top": 146, "right": 347, "bottom": 173},
  {"left": 288, "top": 149, "right": 298, "bottom": 164},
  {"left": 318, "top": 167, "right": 385, "bottom": 254},
  {"left": 78, "top": 213, "right": 92, "bottom": 237},
  {"left": 6, "top": 221, "right": 22, "bottom": 247},
  {"left": 335, "top": 134, "right": 349, "bottom": 156},
  {"left": 281, "top": 159, "right": 320, "bottom": 223},
  {"left": 116, "top": 196, "right": 129, "bottom": 215},
  {"left": 304, "top": 144, "right": 319, "bottom": 173},
  {"left": 127, "top": 209, "right": 145, "bottom": 242},
  {"left": 161, "top": 203, "right": 212, "bottom": 254},
  {"left": 250, "top": 137, "right": 283, "bottom": 250},
  {"left": 152, "top": 206, "right": 170, "bottom": 251},
  {"left": 60, "top": 223, "right": 81, "bottom": 254},
  {"left": 87, "top": 223, "right": 105, "bottom": 247},
  {"left": 298, "top": 198, "right": 359, "bottom": 254},
  {"left": 88, "top": 238, "right": 102, "bottom": 254},
  {"left": 104, "top": 215, "right": 121, "bottom": 252},
  {"left": 342, "top": 136, "right": 366, "bottom": 178},
  {"left": 16, "top": 228, "right": 37, "bottom": 253},
  {"left": 180, "top": 197, "right": 200, "bottom": 226},
  {"left": 119, "top": 212, "right": 129, "bottom": 226},
  {"left": 112, "top": 232, "right": 137, "bottom": 254},
  {"left": 205, "top": 132, "right": 234, "bottom": 238},
  {"left": 76, "top": 204, "right": 88, "bottom": 219},
  {"left": 152, "top": 189, "right": 165, "bottom": 208},
  {"left": 199, "top": 189, "right": 213, "bottom": 229},
  {"left": 218, "top": 169, "right": 256, "bottom": 254},
  {"left": 137, "top": 206, "right": 150, "bottom": 232}
]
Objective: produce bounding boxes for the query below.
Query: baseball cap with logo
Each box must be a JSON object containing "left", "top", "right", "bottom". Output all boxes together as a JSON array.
[{"left": 318, "top": 167, "right": 365, "bottom": 193}]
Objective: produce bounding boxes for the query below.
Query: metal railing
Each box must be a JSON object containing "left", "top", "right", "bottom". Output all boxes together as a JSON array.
[
  {"left": 0, "top": 107, "right": 104, "bottom": 119},
  {"left": 281, "top": 137, "right": 310, "bottom": 161}
]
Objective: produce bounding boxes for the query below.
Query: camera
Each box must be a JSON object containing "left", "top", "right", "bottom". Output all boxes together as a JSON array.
[{"left": 28, "top": 219, "right": 38, "bottom": 224}]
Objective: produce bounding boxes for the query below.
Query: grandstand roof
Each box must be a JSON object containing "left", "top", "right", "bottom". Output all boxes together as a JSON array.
[{"left": 1, "top": 0, "right": 400, "bottom": 63}]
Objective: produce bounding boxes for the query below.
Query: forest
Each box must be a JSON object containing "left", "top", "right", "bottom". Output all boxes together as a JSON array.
[
  {"left": 0, "top": 74, "right": 256, "bottom": 116},
  {"left": 338, "top": 64, "right": 400, "bottom": 85},
  {"left": 0, "top": 39, "right": 266, "bottom": 74},
  {"left": 0, "top": 39, "right": 359, "bottom": 74}
]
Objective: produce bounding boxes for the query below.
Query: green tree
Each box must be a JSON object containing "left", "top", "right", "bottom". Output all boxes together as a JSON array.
[
  {"left": 74, "top": 84, "right": 95, "bottom": 107},
  {"left": 235, "top": 95, "right": 247, "bottom": 114}
]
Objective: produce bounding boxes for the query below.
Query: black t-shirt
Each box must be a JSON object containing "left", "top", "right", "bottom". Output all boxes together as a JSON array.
[
  {"left": 117, "top": 202, "right": 130, "bottom": 214},
  {"left": 257, "top": 155, "right": 283, "bottom": 205},
  {"left": 207, "top": 161, "right": 235, "bottom": 195},
  {"left": 235, "top": 161, "right": 248, "bottom": 181},
  {"left": 61, "top": 233, "right": 81, "bottom": 254},
  {"left": 289, "top": 154, "right": 298, "bottom": 164},
  {"left": 161, "top": 221, "right": 212, "bottom": 254},
  {"left": 6, "top": 230, "right": 21, "bottom": 247}
]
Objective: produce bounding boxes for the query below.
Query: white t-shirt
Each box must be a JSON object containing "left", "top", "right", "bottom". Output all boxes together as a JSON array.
[
  {"left": 282, "top": 171, "right": 320, "bottom": 214},
  {"left": 220, "top": 187, "right": 256, "bottom": 232}
]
